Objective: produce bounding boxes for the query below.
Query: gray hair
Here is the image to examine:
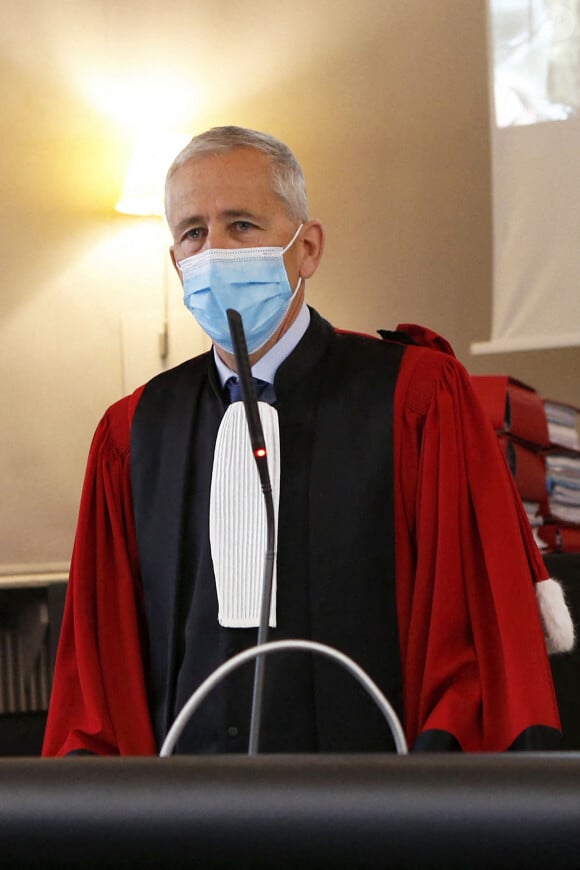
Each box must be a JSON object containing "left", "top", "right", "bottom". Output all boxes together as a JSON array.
[{"left": 165, "top": 125, "right": 308, "bottom": 222}]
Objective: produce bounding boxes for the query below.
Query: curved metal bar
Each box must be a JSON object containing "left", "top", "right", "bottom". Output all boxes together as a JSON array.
[{"left": 160, "top": 639, "right": 408, "bottom": 756}]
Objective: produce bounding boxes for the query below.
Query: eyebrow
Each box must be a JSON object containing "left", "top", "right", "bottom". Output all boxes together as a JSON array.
[{"left": 222, "top": 209, "right": 266, "bottom": 222}]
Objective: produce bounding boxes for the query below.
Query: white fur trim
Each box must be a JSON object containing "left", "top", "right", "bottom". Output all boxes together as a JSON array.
[{"left": 536, "top": 578, "right": 575, "bottom": 654}]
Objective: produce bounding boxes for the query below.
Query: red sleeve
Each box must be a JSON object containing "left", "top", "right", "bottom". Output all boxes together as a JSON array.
[
  {"left": 42, "top": 386, "right": 157, "bottom": 756},
  {"left": 393, "top": 347, "right": 560, "bottom": 751}
]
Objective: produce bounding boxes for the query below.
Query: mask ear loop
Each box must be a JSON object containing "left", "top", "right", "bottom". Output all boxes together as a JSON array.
[
  {"left": 291, "top": 275, "right": 303, "bottom": 295},
  {"left": 282, "top": 223, "right": 305, "bottom": 296},
  {"left": 281, "top": 223, "right": 304, "bottom": 254}
]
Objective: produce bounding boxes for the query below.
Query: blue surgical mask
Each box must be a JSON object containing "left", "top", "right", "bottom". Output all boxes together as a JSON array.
[{"left": 178, "top": 224, "right": 303, "bottom": 354}]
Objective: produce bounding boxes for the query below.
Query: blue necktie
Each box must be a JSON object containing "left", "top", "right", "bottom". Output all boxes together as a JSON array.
[{"left": 225, "top": 376, "right": 276, "bottom": 405}]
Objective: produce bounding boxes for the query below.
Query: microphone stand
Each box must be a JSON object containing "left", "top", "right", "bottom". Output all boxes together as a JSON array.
[{"left": 226, "top": 309, "right": 276, "bottom": 755}]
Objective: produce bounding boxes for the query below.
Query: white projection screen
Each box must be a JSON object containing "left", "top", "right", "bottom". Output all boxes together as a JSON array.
[{"left": 472, "top": 0, "right": 580, "bottom": 354}]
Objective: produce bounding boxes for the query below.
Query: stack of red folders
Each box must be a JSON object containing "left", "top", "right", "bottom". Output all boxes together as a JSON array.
[{"left": 471, "top": 376, "right": 580, "bottom": 554}]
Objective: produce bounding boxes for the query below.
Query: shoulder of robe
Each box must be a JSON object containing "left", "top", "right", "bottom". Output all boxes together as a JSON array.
[
  {"left": 385, "top": 323, "right": 456, "bottom": 357},
  {"left": 377, "top": 323, "right": 467, "bottom": 418},
  {"left": 334, "top": 321, "right": 465, "bottom": 418},
  {"left": 96, "top": 385, "right": 146, "bottom": 457},
  {"left": 98, "top": 352, "right": 212, "bottom": 456}
]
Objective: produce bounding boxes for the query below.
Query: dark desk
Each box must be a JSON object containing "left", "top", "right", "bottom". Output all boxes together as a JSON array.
[{"left": 1, "top": 754, "right": 580, "bottom": 869}]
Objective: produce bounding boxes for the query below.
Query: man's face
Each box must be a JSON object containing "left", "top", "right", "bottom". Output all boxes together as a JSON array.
[
  {"left": 167, "top": 147, "right": 303, "bottom": 285},
  {"left": 167, "top": 146, "right": 311, "bottom": 364},
  {"left": 166, "top": 144, "right": 324, "bottom": 366}
]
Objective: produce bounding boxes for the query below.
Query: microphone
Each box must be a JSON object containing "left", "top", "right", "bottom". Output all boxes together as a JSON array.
[{"left": 226, "top": 309, "right": 276, "bottom": 755}]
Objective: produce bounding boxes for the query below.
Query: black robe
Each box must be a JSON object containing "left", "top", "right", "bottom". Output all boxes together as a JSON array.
[{"left": 131, "top": 309, "right": 406, "bottom": 752}]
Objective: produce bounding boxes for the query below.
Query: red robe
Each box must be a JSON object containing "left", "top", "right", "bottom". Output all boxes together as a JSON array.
[{"left": 42, "top": 328, "right": 560, "bottom": 756}]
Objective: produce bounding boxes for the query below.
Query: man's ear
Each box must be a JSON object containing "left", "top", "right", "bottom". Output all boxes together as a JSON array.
[
  {"left": 169, "top": 246, "right": 184, "bottom": 284},
  {"left": 299, "top": 220, "right": 325, "bottom": 279}
]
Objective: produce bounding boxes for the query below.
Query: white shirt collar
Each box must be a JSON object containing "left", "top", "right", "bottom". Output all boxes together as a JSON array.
[{"left": 213, "top": 304, "right": 310, "bottom": 388}]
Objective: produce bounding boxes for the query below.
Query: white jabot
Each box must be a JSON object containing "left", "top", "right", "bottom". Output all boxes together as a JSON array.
[{"left": 209, "top": 402, "right": 280, "bottom": 627}]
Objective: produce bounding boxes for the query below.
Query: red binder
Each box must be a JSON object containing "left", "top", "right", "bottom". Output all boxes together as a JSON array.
[
  {"left": 470, "top": 375, "right": 550, "bottom": 449},
  {"left": 538, "top": 524, "right": 580, "bottom": 553},
  {"left": 498, "top": 436, "right": 547, "bottom": 502}
]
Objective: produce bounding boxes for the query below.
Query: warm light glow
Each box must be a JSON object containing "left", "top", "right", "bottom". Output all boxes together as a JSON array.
[
  {"left": 115, "top": 132, "right": 191, "bottom": 216},
  {"left": 81, "top": 69, "right": 200, "bottom": 136}
]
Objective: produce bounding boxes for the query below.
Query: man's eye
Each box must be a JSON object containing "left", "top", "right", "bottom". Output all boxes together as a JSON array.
[
  {"left": 234, "top": 221, "right": 255, "bottom": 232},
  {"left": 184, "top": 227, "right": 203, "bottom": 240}
]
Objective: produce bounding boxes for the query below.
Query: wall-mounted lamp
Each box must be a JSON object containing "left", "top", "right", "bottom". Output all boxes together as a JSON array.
[{"left": 115, "top": 131, "right": 190, "bottom": 216}]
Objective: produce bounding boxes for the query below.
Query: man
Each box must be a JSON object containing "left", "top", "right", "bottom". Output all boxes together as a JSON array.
[{"left": 43, "top": 126, "right": 571, "bottom": 757}]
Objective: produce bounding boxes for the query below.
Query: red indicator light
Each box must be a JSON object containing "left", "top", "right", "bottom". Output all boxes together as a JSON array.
[{"left": 255, "top": 448, "right": 267, "bottom": 458}]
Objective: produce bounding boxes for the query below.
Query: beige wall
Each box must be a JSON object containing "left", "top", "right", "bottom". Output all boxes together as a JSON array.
[{"left": 1, "top": 0, "right": 578, "bottom": 570}]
